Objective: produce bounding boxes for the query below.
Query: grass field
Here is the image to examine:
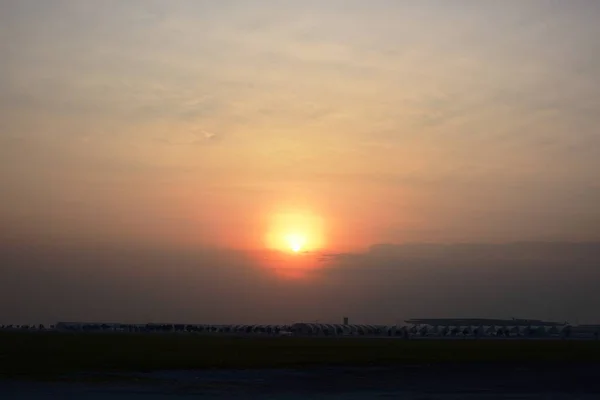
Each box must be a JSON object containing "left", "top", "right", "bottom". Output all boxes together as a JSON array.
[{"left": 2, "top": 332, "right": 600, "bottom": 380}]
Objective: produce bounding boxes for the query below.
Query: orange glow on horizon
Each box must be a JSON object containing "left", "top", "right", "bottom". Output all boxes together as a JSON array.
[{"left": 259, "top": 248, "right": 324, "bottom": 280}]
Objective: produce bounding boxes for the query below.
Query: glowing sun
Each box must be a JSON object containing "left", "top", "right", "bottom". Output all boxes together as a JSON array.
[
  {"left": 265, "top": 211, "right": 325, "bottom": 253},
  {"left": 285, "top": 233, "right": 307, "bottom": 253}
]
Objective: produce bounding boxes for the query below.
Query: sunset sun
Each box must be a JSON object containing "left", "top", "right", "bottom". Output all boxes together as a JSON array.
[
  {"left": 285, "top": 233, "right": 306, "bottom": 253},
  {"left": 265, "top": 211, "right": 325, "bottom": 254}
]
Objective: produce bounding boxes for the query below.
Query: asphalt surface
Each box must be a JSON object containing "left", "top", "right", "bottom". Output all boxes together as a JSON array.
[{"left": 2, "top": 363, "right": 600, "bottom": 399}]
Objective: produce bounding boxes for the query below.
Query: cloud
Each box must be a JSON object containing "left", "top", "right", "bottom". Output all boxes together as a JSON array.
[
  {"left": 154, "top": 128, "right": 219, "bottom": 146},
  {"left": 0, "top": 244, "right": 303, "bottom": 326},
  {"left": 317, "top": 242, "right": 600, "bottom": 324},
  {"left": 2, "top": 242, "right": 600, "bottom": 326}
]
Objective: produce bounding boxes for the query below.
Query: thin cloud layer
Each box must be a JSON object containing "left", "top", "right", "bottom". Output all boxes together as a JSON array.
[{"left": 1, "top": 242, "right": 599, "bottom": 325}]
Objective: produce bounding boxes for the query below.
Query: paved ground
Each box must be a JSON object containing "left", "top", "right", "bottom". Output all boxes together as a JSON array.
[{"left": 2, "top": 364, "right": 600, "bottom": 399}]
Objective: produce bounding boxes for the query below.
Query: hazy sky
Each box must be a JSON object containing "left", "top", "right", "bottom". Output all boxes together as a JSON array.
[{"left": 1, "top": 1, "right": 600, "bottom": 324}]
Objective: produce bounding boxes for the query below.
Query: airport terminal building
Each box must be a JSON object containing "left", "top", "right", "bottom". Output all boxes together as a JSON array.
[{"left": 47, "top": 317, "right": 600, "bottom": 339}]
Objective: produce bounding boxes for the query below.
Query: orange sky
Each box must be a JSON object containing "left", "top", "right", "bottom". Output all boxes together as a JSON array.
[
  {"left": 1, "top": 1, "right": 600, "bottom": 324},
  {"left": 2, "top": 1, "right": 600, "bottom": 255}
]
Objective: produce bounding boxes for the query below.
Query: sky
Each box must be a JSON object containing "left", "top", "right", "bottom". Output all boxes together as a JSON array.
[{"left": 1, "top": 0, "right": 600, "bottom": 325}]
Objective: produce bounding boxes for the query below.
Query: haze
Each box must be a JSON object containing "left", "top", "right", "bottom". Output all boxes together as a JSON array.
[{"left": 1, "top": 1, "right": 600, "bottom": 326}]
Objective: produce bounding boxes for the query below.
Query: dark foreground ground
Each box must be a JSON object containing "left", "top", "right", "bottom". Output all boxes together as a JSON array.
[
  {"left": 3, "top": 364, "right": 600, "bottom": 399},
  {"left": 2, "top": 332, "right": 600, "bottom": 398}
]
